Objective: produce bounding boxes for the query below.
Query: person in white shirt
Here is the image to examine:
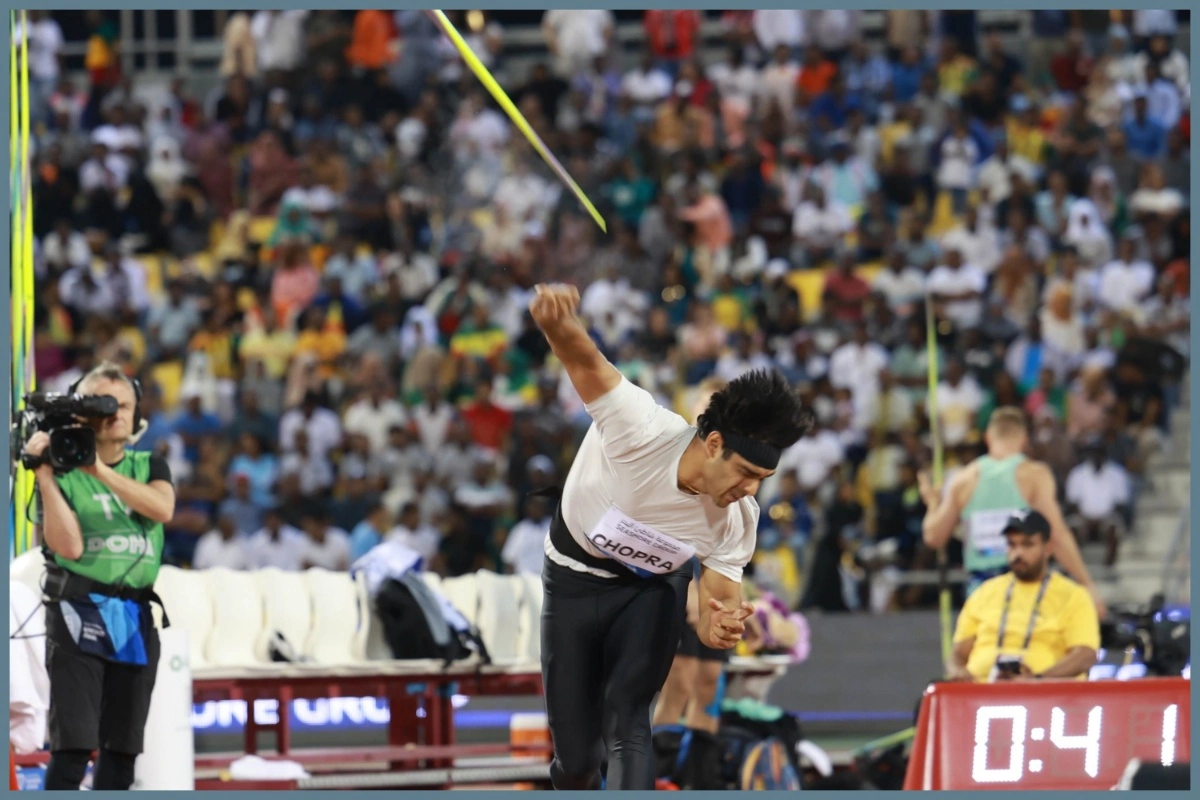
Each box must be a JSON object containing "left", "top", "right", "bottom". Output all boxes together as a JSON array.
[
  {"left": 811, "top": 10, "right": 859, "bottom": 58},
  {"left": 1134, "top": 35, "right": 1190, "bottom": 94},
  {"left": 388, "top": 502, "right": 441, "bottom": 563},
  {"left": 778, "top": 423, "right": 845, "bottom": 494},
  {"left": 278, "top": 429, "right": 335, "bottom": 496},
  {"left": 300, "top": 511, "right": 352, "bottom": 571},
  {"left": 975, "top": 138, "right": 1037, "bottom": 209},
  {"left": 193, "top": 514, "right": 249, "bottom": 570},
  {"left": 527, "top": 283, "right": 813, "bottom": 790},
  {"left": 927, "top": 247, "right": 987, "bottom": 330},
  {"left": 250, "top": 10, "right": 308, "bottom": 74},
  {"left": 1065, "top": 443, "right": 1131, "bottom": 567},
  {"left": 1097, "top": 237, "right": 1156, "bottom": 314},
  {"left": 752, "top": 10, "right": 807, "bottom": 54},
  {"left": 246, "top": 510, "right": 309, "bottom": 571},
  {"left": 542, "top": 10, "right": 613, "bottom": 78},
  {"left": 707, "top": 47, "right": 759, "bottom": 109},
  {"left": 940, "top": 206, "right": 1002, "bottom": 274},
  {"left": 621, "top": 51, "right": 673, "bottom": 112},
  {"left": 502, "top": 497, "right": 552, "bottom": 577},
  {"left": 1062, "top": 199, "right": 1114, "bottom": 269},
  {"left": 936, "top": 360, "right": 985, "bottom": 447},
  {"left": 871, "top": 248, "right": 927, "bottom": 318},
  {"left": 14, "top": 10, "right": 63, "bottom": 126},
  {"left": 342, "top": 383, "right": 409, "bottom": 457},
  {"left": 1131, "top": 10, "right": 1177, "bottom": 39},
  {"left": 279, "top": 391, "right": 343, "bottom": 462},
  {"left": 494, "top": 157, "right": 553, "bottom": 224},
  {"left": 759, "top": 45, "right": 801, "bottom": 118},
  {"left": 792, "top": 185, "right": 852, "bottom": 267},
  {"left": 936, "top": 120, "right": 980, "bottom": 213},
  {"left": 828, "top": 324, "right": 889, "bottom": 417},
  {"left": 411, "top": 386, "right": 455, "bottom": 453}
]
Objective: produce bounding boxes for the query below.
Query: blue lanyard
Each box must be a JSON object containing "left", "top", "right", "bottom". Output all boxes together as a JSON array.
[{"left": 996, "top": 573, "right": 1051, "bottom": 652}]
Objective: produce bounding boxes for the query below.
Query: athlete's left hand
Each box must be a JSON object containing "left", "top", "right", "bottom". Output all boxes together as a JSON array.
[{"left": 704, "top": 598, "right": 755, "bottom": 649}]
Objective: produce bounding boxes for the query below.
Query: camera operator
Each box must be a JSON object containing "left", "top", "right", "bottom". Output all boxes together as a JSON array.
[
  {"left": 22, "top": 363, "right": 176, "bottom": 790},
  {"left": 947, "top": 510, "right": 1099, "bottom": 683}
]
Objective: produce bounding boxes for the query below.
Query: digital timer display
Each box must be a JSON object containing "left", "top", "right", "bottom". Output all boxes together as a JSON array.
[{"left": 904, "top": 677, "right": 1190, "bottom": 790}]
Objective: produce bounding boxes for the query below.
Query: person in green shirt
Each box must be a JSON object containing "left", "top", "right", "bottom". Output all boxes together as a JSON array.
[
  {"left": 23, "top": 363, "right": 176, "bottom": 790},
  {"left": 918, "top": 406, "right": 1104, "bottom": 618}
]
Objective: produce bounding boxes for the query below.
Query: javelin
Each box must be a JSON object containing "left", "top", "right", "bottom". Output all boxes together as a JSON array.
[
  {"left": 925, "top": 292, "right": 952, "bottom": 671},
  {"left": 425, "top": 10, "right": 607, "bottom": 233}
]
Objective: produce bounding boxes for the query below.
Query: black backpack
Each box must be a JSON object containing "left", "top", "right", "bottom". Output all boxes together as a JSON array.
[
  {"left": 375, "top": 575, "right": 491, "bottom": 667},
  {"left": 717, "top": 707, "right": 806, "bottom": 782}
]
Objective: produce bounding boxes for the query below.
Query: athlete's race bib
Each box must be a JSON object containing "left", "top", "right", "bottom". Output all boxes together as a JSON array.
[
  {"left": 586, "top": 506, "right": 697, "bottom": 578},
  {"left": 968, "top": 509, "right": 1015, "bottom": 556}
]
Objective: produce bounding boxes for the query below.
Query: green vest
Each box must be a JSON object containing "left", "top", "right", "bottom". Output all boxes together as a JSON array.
[
  {"left": 51, "top": 450, "right": 164, "bottom": 589},
  {"left": 960, "top": 454, "right": 1028, "bottom": 578}
]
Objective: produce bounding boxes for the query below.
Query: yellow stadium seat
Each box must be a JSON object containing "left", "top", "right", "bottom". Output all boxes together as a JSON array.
[
  {"left": 191, "top": 252, "right": 216, "bottom": 279},
  {"left": 311, "top": 244, "right": 330, "bottom": 272},
  {"left": 786, "top": 263, "right": 885, "bottom": 320},
  {"left": 149, "top": 360, "right": 185, "bottom": 411},
  {"left": 138, "top": 253, "right": 164, "bottom": 297},
  {"left": 929, "top": 191, "right": 961, "bottom": 236},
  {"left": 249, "top": 216, "right": 277, "bottom": 244}
]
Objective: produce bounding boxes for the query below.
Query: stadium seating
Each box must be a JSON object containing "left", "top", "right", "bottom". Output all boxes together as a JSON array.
[
  {"left": 9, "top": 549, "right": 561, "bottom": 678},
  {"left": 147, "top": 565, "right": 543, "bottom": 678}
]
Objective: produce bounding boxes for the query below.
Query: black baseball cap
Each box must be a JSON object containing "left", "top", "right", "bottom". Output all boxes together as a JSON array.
[{"left": 1002, "top": 510, "right": 1051, "bottom": 540}]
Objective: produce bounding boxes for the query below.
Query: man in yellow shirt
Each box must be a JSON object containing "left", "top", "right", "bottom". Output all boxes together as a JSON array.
[{"left": 949, "top": 509, "right": 1100, "bottom": 682}]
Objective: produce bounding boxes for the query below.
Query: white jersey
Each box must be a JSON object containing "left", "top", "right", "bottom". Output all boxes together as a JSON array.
[{"left": 545, "top": 378, "right": 758, "bottom": 582}]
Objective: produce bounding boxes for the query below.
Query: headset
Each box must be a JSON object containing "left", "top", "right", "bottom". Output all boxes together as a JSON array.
[{"left": 68, "top": 368, "right": 147, "bottom": 441}]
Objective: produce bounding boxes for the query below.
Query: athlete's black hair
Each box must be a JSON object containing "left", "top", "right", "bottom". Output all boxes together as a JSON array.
[{"left": 696, "top": 369, "right": 814, "bottom": 453}]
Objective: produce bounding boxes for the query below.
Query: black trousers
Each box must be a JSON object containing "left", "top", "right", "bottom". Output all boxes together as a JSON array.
[
  {"left": 45, "top": 600, "right": 160, "bottom": 755},
  {"left": 540, "top": 556, "right": 690, "bottom": 790}
]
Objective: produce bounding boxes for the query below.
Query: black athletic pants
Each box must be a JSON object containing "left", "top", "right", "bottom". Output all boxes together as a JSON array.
[{"left": 540, "top": 556, "right": 691, "bottom": 790}]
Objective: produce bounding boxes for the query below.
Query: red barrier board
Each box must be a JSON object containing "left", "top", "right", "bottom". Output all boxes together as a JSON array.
[{"left": 904, "top": 677, "right": 1190, "bottom": 790}]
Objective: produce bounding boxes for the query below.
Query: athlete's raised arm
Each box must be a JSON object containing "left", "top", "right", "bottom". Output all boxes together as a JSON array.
[
  {"left": 919, "top": 468, "right": 968, "bottom": 549},
  {"left": 1022, "top": 460, "right": 1104, "bottom": 616},
  {"left": 529, "top": 283, "right": 622, "bottom": 405}
]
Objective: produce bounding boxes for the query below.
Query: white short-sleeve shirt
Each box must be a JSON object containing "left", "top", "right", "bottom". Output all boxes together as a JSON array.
[{"left": 547, "top": 378, "right": 758, "bottom": 582}]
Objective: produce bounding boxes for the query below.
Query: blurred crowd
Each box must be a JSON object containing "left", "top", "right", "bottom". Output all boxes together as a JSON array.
[{"left": 22, "top": 9, "right": 1190, "bottom": 613}]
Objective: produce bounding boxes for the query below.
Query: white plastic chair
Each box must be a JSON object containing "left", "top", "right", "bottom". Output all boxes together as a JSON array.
[
  {"left": 517, "top": 573, "right": 544, "bottom": 663},
  {"left": 154, "top": 565, "right": 216, "bottom": 670},
  {"left": 439, "top": 573, "right": 480, "bottom": 627},
  {"left": 253, "top": 568, "right": 314, "bottom": 664},
  {"left": 201, "top": 568, "right": 266, "bottom": 668},
  {"left": 302, "top": 568, "right": 364, "bottom": 667},
  {"left": 473, "top": 570, "right": 523, "bottom": 664}
]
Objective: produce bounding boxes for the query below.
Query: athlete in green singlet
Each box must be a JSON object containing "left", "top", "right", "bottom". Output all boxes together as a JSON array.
[{"left": 918, "top": 406, "right": 1105, "bottom": 616}]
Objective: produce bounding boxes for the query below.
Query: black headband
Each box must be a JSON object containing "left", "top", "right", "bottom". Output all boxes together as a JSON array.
[{"left": 720, "top": 431, "right": 782, "bottom": 471}]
